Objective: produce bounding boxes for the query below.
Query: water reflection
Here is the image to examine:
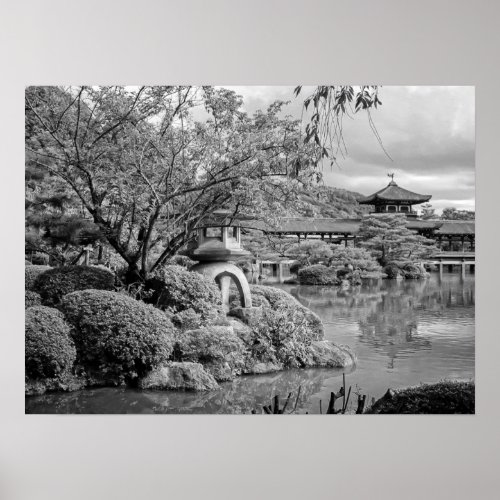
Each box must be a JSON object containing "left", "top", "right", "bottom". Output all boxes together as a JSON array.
[{"left": 26, "top": 367, "right": 350, "bottom": 414}]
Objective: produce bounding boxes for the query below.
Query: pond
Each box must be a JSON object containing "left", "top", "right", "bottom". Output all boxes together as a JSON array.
[{"left": 25, "top": 272, "right": 474, "bottom": 414}]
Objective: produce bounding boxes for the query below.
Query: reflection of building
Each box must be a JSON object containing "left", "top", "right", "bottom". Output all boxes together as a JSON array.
[{"left": 358, "top": 177, "right": 431, "bottom": 218}]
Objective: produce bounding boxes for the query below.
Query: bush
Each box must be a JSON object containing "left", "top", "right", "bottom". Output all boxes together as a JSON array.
[
  {"left": 25, "top": 306, "right": 76, "bottom": 379},
  {"left": 34, "top": 265, "right": 115, "bottom": 305},
  {"left": 286, "top": 240, "right": 333, "bottom": 266},
  {"left": 246, "top": 301, "right": 316, "bottom": 368},
  {"left": 164, "top": 254, "right": 196, "bottom": 268},
  {"left": 25, "top": 290, "right": 42, "bottom": 309},
  {"left": 298, "top": 264, "right": 339, "bottom": 285},
  {"left": 175, "top": 326, "right": 246, "bottom": 381},
  {"left": 366, "top": 381, "right": 475, "bottom": 414},
  {"left": 60, "top": 290, "right": 175, "bottom": 381},
  {"left": 383, "top": 261, "right": 428, "bottom": 279},
  {"left": 249, "top": 285, "right": 324, "bottom": 341},
  {"left": 328, "top": 246, "right": 381, "bottom": 274},
  {"left": 383, "top": 262, "right": 401, "bottom": 279},
  {"left": 25, "top": 265, "right": 51, "bottom": 291},
  {"left": 146, "top": 265, "right": 223, "bottom": 322}
]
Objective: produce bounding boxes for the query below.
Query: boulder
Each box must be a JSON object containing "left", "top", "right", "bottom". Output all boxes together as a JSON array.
[
  {"left": 244, "top": 361, "right": 284, "bottom": 375},
  {"left": 138, "top": 362, "right": 219, "bottom": 391},
  {"left": 304, "top": 340, "right": 356, "bottom": 368}
]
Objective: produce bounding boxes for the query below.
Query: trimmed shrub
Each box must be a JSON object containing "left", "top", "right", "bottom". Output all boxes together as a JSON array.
[
  {"left": 366, "top": 381, "right": 475, "bottom": 414},
  {"left": 245, "top": 301, "right": 316, "bottom": 368},
  {"left": 34, "top": 265, "right": 115, "bottom": 305},
  {"left": 383, "top": 262, "right": 401, "bottom": 279},
  {"left": 298, "top": 264, "right": 339, "bottom": 285},
  {"left": 25, "top": 290, "right": 42, "bottom": 309},
  {"left": 401, "top": 262, "right": 428, "bottom": 279},
  {"left": 146, "top": 265, "right": 223, "bottom": 322},
  {"left": 175, "top": 326, "right": 246, "bottom": 381},
  {"left": 25, "top": 265, "right": 51, "bottom": 291},
  {"left": 383, "top": 261, "right": 428, "bottom": 279},
  {"left": 249, "top": 284, "right": 324, "bottom": 340},
  {"left": 25, "top": 306, "right": 76, "bottom": 379},
  {"left": 60, "top": 290, "right": 174, "bottom": 381}
]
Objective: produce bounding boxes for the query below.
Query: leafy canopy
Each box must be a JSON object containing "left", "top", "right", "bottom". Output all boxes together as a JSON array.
[{"left": 26, "top": 86, "right": 322, "bottom": 278}]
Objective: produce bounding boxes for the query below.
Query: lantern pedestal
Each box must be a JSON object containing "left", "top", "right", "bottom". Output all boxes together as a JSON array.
[{"left": 191, "top": 262, "right": 252, "bottom": 312}]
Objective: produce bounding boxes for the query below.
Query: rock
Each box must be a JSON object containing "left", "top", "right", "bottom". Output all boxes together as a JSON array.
[
  {"left": 25, "top": 374, "right": 85, "bottom": 396},
  {"left": 304, "top": 340, "right": 356, "bottom": 368},
  {"left": 228, "top": 306, "right": 263, "bottom": 324},
  {"left": 138, "top": 362, "right": 219, "bottom": 391},
  {"left": 243, "top": 361, "right": 284, "bottom": 375},
  {"left": 226, "top": 317, "right": 253, "bottom": 344}
]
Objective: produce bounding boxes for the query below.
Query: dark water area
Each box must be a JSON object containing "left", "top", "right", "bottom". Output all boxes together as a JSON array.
[{"left": 26, "top": 272, "right": 474, "bottom": 414}]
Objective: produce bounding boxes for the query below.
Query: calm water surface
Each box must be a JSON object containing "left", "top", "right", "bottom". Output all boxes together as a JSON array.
[{"left": 26, "top": 272, "right": 474, "bottom": 414}]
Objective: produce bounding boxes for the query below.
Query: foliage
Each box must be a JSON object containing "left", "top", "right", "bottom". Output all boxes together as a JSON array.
[
  {"left": 25, "top": 265, "right": 51, "bottom": 290},
  {"left": 286, "top": 239, "right": 333, "bottom": 266},
  {"left": 298, "top": 264, "right": 339, "bottom": 285},
  {"left": 34, "top": 265, "right": 115, "bottom": 305},
  {"left": 294, "top": 86, "right": 383, "bottom": 165},
  {"left": 164, "top": 254, "right": 196, "bottom": 268},
  {"left": 25, "top": 290, "right": 42, "bottom": 309},
  {"left": 327, "top": 246, "right": 381, "bottom": 273},
  {"left": 358, "top": 214, "right": 437, "bottom": 265},
  {"left": 366, "top": 381, "right": 475, "bottom": 414},
  {"left": 247, "top": 301, "right": 315, "bottom": 368},
  {"left": 249, "top": 285, "right": 324, "bottom": 340},
  {"left": 174, "top": 326, "right": 247, "bottom": 381},
  {"left": 26, "top": 86, "right": 321, "bottom": 279},
  {"left": 146, "top": 265, "right": 223, "bottom": 322},
  {"left": 441, "top": 207, "right": 475, "bottom": 220},
  {"left": 60, "top": 290, "right": 174, "bottom": 381},
  {"left": 419, "top": 203, "right": 436, "bottom": 220},
  {"left": 383, "top": 261, "right": 428, "bottom": 280},
  {"left": 25, "top": 306, "right": 76, "bottom": 379}
]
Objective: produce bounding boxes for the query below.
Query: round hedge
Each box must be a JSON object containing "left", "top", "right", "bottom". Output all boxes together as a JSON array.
[
  {"left": 298, "top": 264, "right": 339, "bottom": 285},
  {"left": 60, "top": 290, "right": 175, "bottom": 380},
  {"left": 249, "top": 285, "right": 324, "bottom": 340},
  {"left": 146, "top": 265, "right": 223, "bottom": 321},
  {"left": 25, "top": 290, "right": 42, "bottom": 309},
  {"left": 25, "top": 306, "right": 76, "bottom": 379},
  {"left": 34, "top": 265, "right": 115, "bottom": 305},
  {"left": 25, "top": 265, "right": 51, "bottom": 291}
]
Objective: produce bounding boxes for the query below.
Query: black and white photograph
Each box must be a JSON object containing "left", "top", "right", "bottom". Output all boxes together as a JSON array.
[
  {"left": 4, "top": 1, "right": 500, "bottom": 499},
  {"left": 24, "top": 85, "right": 475, "bottom": 414}
]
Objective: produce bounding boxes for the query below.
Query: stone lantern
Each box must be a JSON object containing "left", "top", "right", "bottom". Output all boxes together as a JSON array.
[{"left": 189, "top": 210, "right": 252, "bottom": 311}]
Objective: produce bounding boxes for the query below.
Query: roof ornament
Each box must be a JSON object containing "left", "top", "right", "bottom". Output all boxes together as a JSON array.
[{"left": 387, "top": 172, "right": 395, "bottom": 181}]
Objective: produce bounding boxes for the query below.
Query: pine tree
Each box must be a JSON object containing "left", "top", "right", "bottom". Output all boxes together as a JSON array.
[{"left": 358, "top": 214, "right": 437, "bottom": 265}]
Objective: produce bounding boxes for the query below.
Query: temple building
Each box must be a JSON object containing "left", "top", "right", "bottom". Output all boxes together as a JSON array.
[
  {"left": 247, "top": 175, "right": 474, "bottom": 252},
  {"left": 358, "top": 175, "right": 431, "bottom": 218}
]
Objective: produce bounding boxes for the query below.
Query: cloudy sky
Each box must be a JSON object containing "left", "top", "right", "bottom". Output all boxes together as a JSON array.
[{"left": 224, "top": 86, "right": 475, "bottom": 214}]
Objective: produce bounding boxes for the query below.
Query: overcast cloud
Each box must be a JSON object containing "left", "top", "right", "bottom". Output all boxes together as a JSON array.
[{"left": 224, "top": 86, "right": 475, "bottom": 213}]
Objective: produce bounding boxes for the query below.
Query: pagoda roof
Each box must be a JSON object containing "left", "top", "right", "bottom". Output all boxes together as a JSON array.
[{"left": 359, "top": 180, "right": 431, "bottom": 205}]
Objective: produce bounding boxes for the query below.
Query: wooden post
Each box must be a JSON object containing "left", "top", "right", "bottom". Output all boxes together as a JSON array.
[
  {"left": 461, "top": 260, "right": 466, "bottom": 279},
  {"left": 439, "top": 261, "right": 443, "bottom": 279}
]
